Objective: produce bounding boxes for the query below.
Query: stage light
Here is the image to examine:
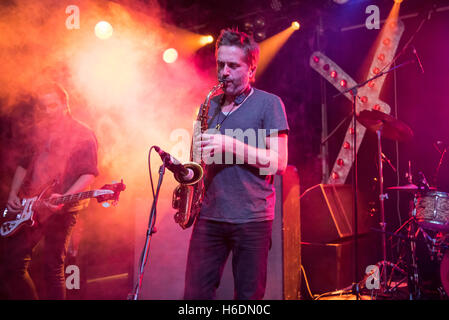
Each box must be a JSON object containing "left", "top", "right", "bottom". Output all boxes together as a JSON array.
[
  {"left": 334, "top": 0, "right": 349, "bottom": 4},
  {"left": 254, "top": 31, "right": 266, "bottom": 42},
  {"left": 254, "top": 16, "right": 266, "bottom": 29},
  {"left": 243, "top": 21, "right": 254, "bottom": 34},
  {"left": 257, "top": 21, "right": 300, "bottom": 75},
  {"left": 291, "top": 21, "right": 300, "bottom": 30},
  {"left": 94, "top": 21, "right": 113, "bottom": 40},
  {"left": 163, "top": 48, "right": 178, "bottom": 64},
  {"left": 394, "top": 0, "right": 403, "bottom": 3},
  {"left": 199, "top": 35, "right": 214, "bottom": 46}
]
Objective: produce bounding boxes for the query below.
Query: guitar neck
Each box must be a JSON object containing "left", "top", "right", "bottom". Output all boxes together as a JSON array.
[{"left": 48, "top": 191, "right": 95, "bottom": 205}]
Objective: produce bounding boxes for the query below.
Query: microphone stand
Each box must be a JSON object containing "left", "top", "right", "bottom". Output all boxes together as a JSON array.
[
  {"left": 333, "top": 58, "right": 417, "bottom": 300},
  {"left": 128, "top": 163, "right": 165, "bottom": 300}
]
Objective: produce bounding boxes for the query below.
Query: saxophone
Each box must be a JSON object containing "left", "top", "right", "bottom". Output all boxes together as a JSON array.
[{"left": 172, "top": 81, "right": 224, "bottom": 229}]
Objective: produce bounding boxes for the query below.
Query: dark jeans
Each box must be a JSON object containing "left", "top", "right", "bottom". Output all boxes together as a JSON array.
[
  {"left": 184, "top": 218, "right": 272, "bottom": 300},
  {"left": 0, "top": 211, "right": 78, "bottom": 299}
]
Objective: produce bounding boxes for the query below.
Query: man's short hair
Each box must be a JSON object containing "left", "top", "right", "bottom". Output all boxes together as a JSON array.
[{"left": 215, "top": 28, "right": 260, "bottom": 81}]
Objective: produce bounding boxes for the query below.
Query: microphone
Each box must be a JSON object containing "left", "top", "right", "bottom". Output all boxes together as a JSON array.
[
  {"left": 153, "top": 146, "right": 195, "bottom": 183},
  {"left": 412, "top": 46, "right": 424, "bottom": 74}
]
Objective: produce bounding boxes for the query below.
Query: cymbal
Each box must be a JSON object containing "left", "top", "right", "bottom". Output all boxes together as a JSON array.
[
  {"left": 357, "top": 110, "right": 413, "bottom": 142},
  {"left": 387, "top": 184, "right": 436, "bottom": 192}
]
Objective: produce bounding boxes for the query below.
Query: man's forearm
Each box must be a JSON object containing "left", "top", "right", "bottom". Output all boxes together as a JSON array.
[
  {"left": 9, "top": 166, "right": 27, "bottom": 197},
  {"left": 64, "top": 174, "right": 95, "bottom": 195},
  {"left": 231, "top": 136, "right": 288, "bottom": 175}
]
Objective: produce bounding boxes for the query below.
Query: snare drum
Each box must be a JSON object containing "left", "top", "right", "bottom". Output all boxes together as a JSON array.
[{"left": 414, "top": 191, "right": 449, "bottom": 232}]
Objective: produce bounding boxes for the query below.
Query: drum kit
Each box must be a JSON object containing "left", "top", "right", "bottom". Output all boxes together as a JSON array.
[{"left": 357, "top": 109, "right": 449, "bottom": 300}]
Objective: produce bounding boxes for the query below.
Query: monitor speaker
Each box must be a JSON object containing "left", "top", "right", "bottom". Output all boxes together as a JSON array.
[{"left": 300, "top": 184, "right": 375, "bottom": 243}]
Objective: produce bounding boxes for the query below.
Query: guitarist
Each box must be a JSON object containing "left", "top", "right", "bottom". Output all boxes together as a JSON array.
[{"left": 0, "top": 82, "right": 99, "bottom": 299}]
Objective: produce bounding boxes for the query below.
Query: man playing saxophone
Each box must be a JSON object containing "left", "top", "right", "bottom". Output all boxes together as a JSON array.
[{"left": 184, "top": 28, "right": 289, "bottom": 300}]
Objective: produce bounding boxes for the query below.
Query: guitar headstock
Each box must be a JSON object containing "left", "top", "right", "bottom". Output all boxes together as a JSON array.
[{"left": 95, "top": 179, "right": 126, "bottom": 207}]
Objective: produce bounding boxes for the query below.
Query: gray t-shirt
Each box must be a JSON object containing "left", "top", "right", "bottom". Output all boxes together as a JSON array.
[{"left": 199, "top": 87, "right": 289, "bottom": 223}]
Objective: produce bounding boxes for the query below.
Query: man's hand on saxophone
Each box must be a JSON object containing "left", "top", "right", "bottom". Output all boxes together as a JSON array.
[{"left": 194, "top": 131, "right": 288, "bottom": 175}]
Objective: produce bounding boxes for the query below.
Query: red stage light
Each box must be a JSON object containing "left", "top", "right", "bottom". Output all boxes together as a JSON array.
[
  {"left": 313, "top": 56, "right": 320, "bottom": 63},
  {"left": 343, "top": 141, "right": 351, "bottom": 149},
  {"left": 361, "top": 96, "right": 368, "bottom": 103},
  {"left": 323, "top": 64, "right": 330, "bottom": 71},
  {"left": 330, "top": 70, "right": 338, "bottom": 78},
  {"left": 377, "top": 53, "right": 385, "bottom": 61},
  {"left": 340, "top": 79, "right": 347, "bottom": 87},
  {"left": 383, "top": 38, "right": 391, "bottom": 46},
  {"left": 337, "top": 159, "right": 345, "bottom": 166}
]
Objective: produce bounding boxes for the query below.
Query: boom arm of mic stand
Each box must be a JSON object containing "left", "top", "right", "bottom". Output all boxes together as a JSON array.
[
  {"left": 321, "top": 111, "right": 353, "bottom": 145},
  {"left": 333, "top": 59, "right": 416, "bottom": 100}
]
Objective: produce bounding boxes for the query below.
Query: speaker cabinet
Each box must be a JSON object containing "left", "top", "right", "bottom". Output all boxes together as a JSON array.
[
  {"left": 300, "top": 184, "right": 380, "bottom": 296},
  {"left": 216, "top": 165, "right": 301, "bottom": 299},
  {"left": 300, "top": 184, "right": 375, "bottom": 243},
  {"left": 301, "top": 233, "right": 380, "bottom": 295}
]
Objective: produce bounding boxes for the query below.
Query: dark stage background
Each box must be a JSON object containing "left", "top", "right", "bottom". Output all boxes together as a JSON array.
[{"left": 1, "top": 0, "right": 448, "bottom": 299}]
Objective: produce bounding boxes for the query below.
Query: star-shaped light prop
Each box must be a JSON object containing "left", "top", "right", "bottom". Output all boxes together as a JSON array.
[{"left": 310, "top": 19, "right": 404, "bottom": 184}]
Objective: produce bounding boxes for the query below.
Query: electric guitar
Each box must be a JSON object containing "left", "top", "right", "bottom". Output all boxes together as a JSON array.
[{"left": 0, "top": 180, "right": 126, "bottom": 238}]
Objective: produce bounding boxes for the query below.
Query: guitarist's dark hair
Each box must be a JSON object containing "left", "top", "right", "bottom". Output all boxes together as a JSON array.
[{"left": 34, "top": 82, "right": 71, "bottom": 116}]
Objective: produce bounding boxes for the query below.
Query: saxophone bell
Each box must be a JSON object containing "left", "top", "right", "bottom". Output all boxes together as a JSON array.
[{"left": 174, "top": 162, "right": 203, "bottom": 186}]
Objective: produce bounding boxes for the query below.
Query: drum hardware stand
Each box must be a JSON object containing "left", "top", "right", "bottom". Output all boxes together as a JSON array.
[
  {"left": 389, "top": 213, "right": 443, "bottom": 300},
  {"left": 334, "top": 55, "right": 417, "bottom": 299},
  {"left": 376, "top": 127, "right": 391, "bottom": 292}
]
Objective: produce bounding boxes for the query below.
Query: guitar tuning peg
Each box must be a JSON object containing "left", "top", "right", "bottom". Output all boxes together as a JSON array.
[{"left": 102, "top": 202, "right": 111, "bottom": 208}]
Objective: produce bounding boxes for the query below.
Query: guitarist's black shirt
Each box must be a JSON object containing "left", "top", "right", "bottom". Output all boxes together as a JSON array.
[{"left": 18, "top": 116, "right": 99, "bottom": 206}]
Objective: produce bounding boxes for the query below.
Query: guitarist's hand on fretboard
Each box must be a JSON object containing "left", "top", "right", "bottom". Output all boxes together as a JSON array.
[{"left": 44, "top": 193, "right": 64, "bottom": 213}]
